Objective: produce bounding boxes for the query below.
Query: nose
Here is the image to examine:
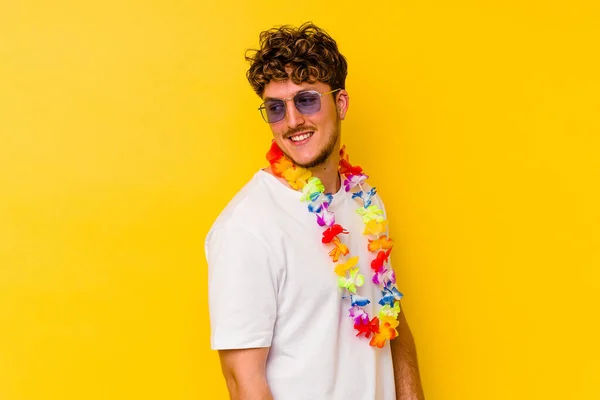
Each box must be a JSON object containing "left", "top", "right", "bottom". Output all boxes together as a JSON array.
[{"left": 284, "top": 99, "right": 305, "bottom": 128}]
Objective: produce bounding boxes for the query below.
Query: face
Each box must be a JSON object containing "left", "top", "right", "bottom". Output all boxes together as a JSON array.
[{"left": 261, "top": 79, "right": 349, "bottom": 169}]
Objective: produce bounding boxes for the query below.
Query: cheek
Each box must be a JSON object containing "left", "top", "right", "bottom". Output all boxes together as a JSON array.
[
  {"left": 315, "top": 113, "right": 337, "bottom": 133},
  {"left": 270, "top": 124, "right": 286, "bottom": 138}
]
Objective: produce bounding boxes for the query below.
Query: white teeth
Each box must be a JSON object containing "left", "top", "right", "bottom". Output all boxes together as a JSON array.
[{"left": 290, "top": 132, "right": 313, "bottom": 142}]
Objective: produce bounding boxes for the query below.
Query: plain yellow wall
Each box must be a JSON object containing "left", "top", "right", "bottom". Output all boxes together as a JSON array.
[{"left": 1, "top": 1, "right": 599, "bottom": 399}]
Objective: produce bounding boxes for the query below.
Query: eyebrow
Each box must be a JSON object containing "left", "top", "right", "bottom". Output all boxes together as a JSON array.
[{"left": 263, "top": 87, "right": 318, "bottom": 102}]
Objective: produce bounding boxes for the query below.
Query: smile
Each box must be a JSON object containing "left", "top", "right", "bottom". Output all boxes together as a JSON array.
[{"left": 289, "top": 132, "right": 314, "bottom": 143}]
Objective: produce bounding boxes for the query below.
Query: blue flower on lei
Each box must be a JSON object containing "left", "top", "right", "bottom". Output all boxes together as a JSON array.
[{"left": 352, "top": 187, "right": 377, "bottom": 208}]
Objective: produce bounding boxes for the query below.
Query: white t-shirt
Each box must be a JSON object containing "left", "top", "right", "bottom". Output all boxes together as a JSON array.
[{"left": 206, "top": 170, "right": 396, "bottom": 400}]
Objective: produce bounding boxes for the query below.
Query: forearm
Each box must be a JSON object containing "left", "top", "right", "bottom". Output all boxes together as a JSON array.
[{"left": 391, "top": 310, "right": 425, "bottom": 400}]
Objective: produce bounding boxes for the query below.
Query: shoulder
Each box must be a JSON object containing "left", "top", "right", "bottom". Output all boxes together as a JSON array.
[
  {"left": 208, "top": 172, "right": 266, "bottom": 233},
  {"left": 206, "top": 170, "right": 298, "bottom": 246}
]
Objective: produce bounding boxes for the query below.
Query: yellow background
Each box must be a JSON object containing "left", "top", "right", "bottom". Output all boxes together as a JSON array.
[{"left": 1, "top": 1, "right": 599, "bottom": 399}]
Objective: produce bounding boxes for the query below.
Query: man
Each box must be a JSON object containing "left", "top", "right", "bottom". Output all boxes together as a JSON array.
[{"left": 206, "top": 22, "right": 424, "bottom": 400}]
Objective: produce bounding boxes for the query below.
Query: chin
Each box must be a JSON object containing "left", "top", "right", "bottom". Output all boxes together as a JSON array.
[
  {"left": 293, "top": 150, "right": 331, "bottom": 169},
  {"left": 293, "top": 157, "right": 320, "bottom": 169},
  {"left": 281, "top": 145, "right": 316, "bottom": 167},
  {"left": 284, "top": 151, "right": 310, "bottom": 166}
]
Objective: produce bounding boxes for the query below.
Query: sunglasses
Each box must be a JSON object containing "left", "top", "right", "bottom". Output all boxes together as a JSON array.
[{"left": 258, "top": 88, "right": 341, "bottom": 123}]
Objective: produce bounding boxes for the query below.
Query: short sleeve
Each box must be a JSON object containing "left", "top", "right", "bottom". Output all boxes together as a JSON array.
[{"left": 206, "top": 223, "right": 279, "bottom": 350}]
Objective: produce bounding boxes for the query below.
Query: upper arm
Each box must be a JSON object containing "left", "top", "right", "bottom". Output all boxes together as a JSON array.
[
  {"left": 219, "top": 347, "right": 270, "bottom": 380},
  {"left": 219, "top": 348, "right": 273, "bottom": 400},
  {"left": 206, "top": 224, "right": 279, "bottom": 350}
]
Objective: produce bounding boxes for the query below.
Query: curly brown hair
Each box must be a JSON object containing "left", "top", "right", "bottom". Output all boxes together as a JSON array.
[{"left": 245, "top": 22, "right": 348, "bottom": 97}]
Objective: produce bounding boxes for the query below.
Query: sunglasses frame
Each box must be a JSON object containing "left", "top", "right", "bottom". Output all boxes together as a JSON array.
[{"left": 258, "top": 88, "right": 342, "bottom": 123}]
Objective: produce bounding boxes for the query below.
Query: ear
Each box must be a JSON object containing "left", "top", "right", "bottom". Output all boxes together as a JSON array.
[{"left": 336, "top": 89, "right": 350, "bottom": 120}]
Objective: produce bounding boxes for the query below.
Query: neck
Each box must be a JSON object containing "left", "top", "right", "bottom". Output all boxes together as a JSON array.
[{"left": 309, "top": 152, "right": 341, "bottom": 194}]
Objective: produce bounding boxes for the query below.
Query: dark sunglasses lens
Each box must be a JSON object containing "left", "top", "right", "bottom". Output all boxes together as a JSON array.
[
  {"left": 264, "top": 100, "right": 286, "bottom": 123},
  {"left": 294, "top": 92, "right": 321, "bottom": 114}
]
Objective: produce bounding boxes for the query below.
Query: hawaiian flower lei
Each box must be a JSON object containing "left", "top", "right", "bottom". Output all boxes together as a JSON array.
[{"left": 266, "top": 142, "right": 404, "bottom": 348}]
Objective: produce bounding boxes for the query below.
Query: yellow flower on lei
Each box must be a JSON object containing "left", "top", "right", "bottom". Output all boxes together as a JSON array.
[
  {"left": 363, "top": 220, "right": 388, "bottom": 236},
  {"left": 334, "top": 256, "right": 359, "bottom": 276},
  {"left": 283, "top": 166, "right": 312, "bottom": 190}
]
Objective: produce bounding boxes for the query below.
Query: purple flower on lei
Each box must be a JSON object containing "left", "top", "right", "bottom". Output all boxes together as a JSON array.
[
  {"left": 348, "top": 306, "right": 369, "bottom": 324},
  {"left": 316, "top": 208, "right": 335, "bottom": 227},
  {"left": 343, "top": 173, "right": 368, "bottom": 192},
  {"left": 372, "top": 268, "right": 396, "bottom": 286}
]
